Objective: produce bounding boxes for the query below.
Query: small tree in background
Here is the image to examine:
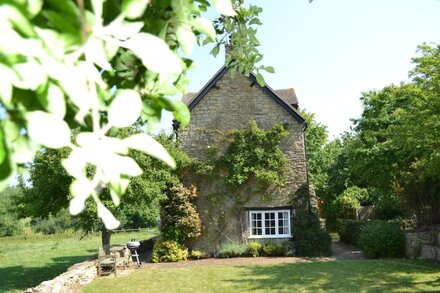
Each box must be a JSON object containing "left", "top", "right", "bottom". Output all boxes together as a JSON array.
[{"left": 160, "top": 184, "right": 201, "bottom": 246}]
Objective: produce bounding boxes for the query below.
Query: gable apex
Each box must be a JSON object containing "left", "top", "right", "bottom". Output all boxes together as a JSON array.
[{"left": 183, "top": 66, "right": 305, "bottom": 124}]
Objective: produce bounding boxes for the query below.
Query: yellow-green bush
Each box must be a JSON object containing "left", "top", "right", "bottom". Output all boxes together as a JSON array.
[{"left": 151, "top": 239, "right": 188, "bottom": 263}]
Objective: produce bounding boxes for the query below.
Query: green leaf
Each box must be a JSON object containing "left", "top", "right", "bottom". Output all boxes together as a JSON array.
[
  {"left": 85, "top": 38, "right": 112, "bottom": 70},
  {"left": 0, "top": 153, "right": 13, "bottom": 192},
  {"left": 13, "top": 59, "right": 47, "bottom": 90},
  {"left": 111, "top": 154, "right": 143, "bottom": 176},
  {"left": 91, "top": 0, "right": 104, "bottom": 23},
  {"left": 97, "top": 202, "right": 120, "bottom": 230},
  {"left": 256, "top": 73, "right": 265, "bottom": 87},
  {"left": 11, "top": 136, "right": 38, "bottom": 164},
  {"left": 109, "top": 178, "right": 129, "bottom": 207},
  {"left": 46, "top": 84, "right": 66, "bottom": 119},
  {"left": 1, "top": 5, "right": 36, "bottom": 37},
  {"left": 121, "top": 0, "right": 149, "bottom": 19},
  {"left": 69, "top": 179, "right": 94, "bottom": 215},
  {"left": 123, "top": 133, "right": 176, "bottom": 169},
  {"left": 176, "top": 25, "right": 196, "bottom": 55},
  {"left": 27, "top": 111, "right": 71, "bottom": 148},
  {"left": 107, "top": 20, "right": 144, "bottom": 40},
  {"left": 263, "top": 66, "right": 275, "bottom": 73},
  {"left": 0, "top": 127, "right": 6, "bottom": 165},
  {"left": 26, "top": 0, "right": 44, "bottom": 18},
  {"left": 192, "top": 17, "right": 216, "bottom": 41},
  {"left": 0, "top": 128, "right": 13, "bottom": 191},
  {"left": 62, "top": 149, "right": 88, "bottom": 179},
  {"left": 108, "top": 89, "right": 142, "bottom": 127},
  {"left": 211, "top": 44, "right": 220, "bottom": 57},
  {"left": 211, "top": 0, "right": 236, "bottom": 16},
  {"left": 124, "top": 33, "right": 183, "bottom": 74},
  {"left": 158, "top": 97, "right": 190, "bottom": 127},
  {"left": 0, "top": 64, "right": 14, "bottom": 106}
]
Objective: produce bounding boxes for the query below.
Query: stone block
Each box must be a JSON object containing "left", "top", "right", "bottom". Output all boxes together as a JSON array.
[{"left": 420, "top": 244, "right": 439, "bottom": 260}]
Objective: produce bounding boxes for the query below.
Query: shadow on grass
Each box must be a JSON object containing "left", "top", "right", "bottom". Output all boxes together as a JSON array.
[
  {"left": 0, "top": 253, "right": 96, "bottom": 293},
  {"left": 221, "top": 260, "right": 440, "bottom": 292}
]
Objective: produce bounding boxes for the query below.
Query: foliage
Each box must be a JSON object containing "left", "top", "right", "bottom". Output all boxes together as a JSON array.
[
  {"left": 224, "top": 122, "right": 288, "bottom": 187},
  {"left": 359, "top": 221, "right": 404, "bottom": 258},
  {"left": 300, "top": 110, "right": 330, "bottom": 198},
  {"left": 189, "top": 249, "right": 210, "bottom": 260},
  {"left": 337, "top": 220, "right": 366, "bottom": 246},
  {"left": 260, "top": 241, "right": 295, "bottom": 257},
  {"left": 0, "top": 230, "right": 158, "bottom": 292},
  {"left": 0, "top": 187, "right": 24, "bottom": 237},
  {"left": 212, "top": 1, "right": 273, "bottom": 84},
  {"left": 18, "top": 131, "right": 187, "bottom": 245},
  {"left": 324, "top": 187, "right": 364, "bottom": 225},
  {"left": 292, "top": 210, "right": 332, "bottom": 257},
  {"left": 373, "top": 193, "right": 402, "bottom": 220},
  {"left": 217, "top": 241, "right": 248, "bottom": 258},
  {"left": 0, "top": 0, "right": 268, "bottom": 229},
  {"left": 245, "top": 241, "right": 294, "bottom": 257},
  {"left": 151, "top": 239, "right": 188, "bottom": 263},
  {"left": 30, "top": 209, "right": 76, "bottom": 235},
  {"left": 322, "top": 43, "right": 440, "bottom": 225},
  {"left": 160, "top": 184, "right": 201, "bottom": 246},
  {"left": 193, "top": 122, "right": 288, "bottom": 192},
  {"left": 246, "top": 241, "right": 263, "bottom": 257}
]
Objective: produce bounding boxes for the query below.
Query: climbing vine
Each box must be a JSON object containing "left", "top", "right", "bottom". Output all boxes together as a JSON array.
[
  {"left": 188, "top": 122, "right": 289, "bottom": 247},
  {"left": 193, "top": 121, "right": 288, "bottom": 197}
]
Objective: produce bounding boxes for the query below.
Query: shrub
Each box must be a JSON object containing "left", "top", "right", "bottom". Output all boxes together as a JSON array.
[
  {"left": 160, "top": 185, "right": 201, "bottom": 246},
  {"left": 359, "top": 221, "right": 404, "bottom": 258},
  {"left": 151, "top": 239, "right": 188, "bottom": 263},
  {"left": 247, "top": 241, "right": 263, "bottom": 257},
  {"left": 217, "top": 242, "right": 248, "bottom": 258},
  {"left": 189, "top": 249, "right": 209, "bottom": 260},
  {"left": 292, "top": 211, "right": 332, "bottom": 257},
  {"left": 374, "top": 194, "right": 402, "bottom": 220},
  {"left": 246, "top": 241, "right": 294, "bottom": 257},
  {"left": 337, "top": 220, "right": 366, "bottom": 246}
]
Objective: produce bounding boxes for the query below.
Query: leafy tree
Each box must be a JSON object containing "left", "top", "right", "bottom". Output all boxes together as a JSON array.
[
  {"left": 30, "top": 209, "right": 77, "bottom": 234},
  {"left": 301, "top": 110, "right": 330, "bottom": 198},
  {"left": 0, "top": 187, "right": 24, "bottom": 237},
  {"left": 19, "top": 131, "right": 189, "bottom": 246},
  {"left": 0, "top": 0, "right": 270, "bottom": 228},
  {"left": 324, "top": 43, "right": 440, "bottom": 225},
  {"left": 160, "top": 184, "right": 201, "bottom": 246}
]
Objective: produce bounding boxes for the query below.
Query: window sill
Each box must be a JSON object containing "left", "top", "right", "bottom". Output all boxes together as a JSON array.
[{"left": 248, "top": 235, "right": 293, "bottom": 239}]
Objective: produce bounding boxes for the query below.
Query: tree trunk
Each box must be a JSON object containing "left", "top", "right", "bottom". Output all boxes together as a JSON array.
[{"left": 101, "top": 224, "right": 112, "bottom": 254}]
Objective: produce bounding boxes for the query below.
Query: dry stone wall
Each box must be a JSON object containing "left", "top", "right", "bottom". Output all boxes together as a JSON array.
[{"left": 24, "top": 260, "right": 97, "bottom": 293}]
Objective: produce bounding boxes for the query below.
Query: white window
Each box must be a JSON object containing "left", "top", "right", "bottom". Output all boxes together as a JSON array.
[{"left": 248, "top": 209, "right": 291, "bottom": 238}]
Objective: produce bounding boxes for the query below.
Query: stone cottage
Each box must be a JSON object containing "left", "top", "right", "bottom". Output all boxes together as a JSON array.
[{"left": 177, "top": 65, "right": 311, "bottom": 254}]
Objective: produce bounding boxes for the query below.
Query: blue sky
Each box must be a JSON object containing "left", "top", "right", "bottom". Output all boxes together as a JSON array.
[{"left": 163, "top": 0, "right": 440, "bottom": 138}]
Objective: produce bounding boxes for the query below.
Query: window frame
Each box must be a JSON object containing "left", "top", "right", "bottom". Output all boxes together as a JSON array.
[{"left": 248, "top": 209, "right": 292, "bottom": 239}]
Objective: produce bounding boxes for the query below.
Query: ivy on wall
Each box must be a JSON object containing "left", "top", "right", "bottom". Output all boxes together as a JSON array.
[
  {"left": 187, "top": 122, "right": 289, "bottom": 246},
  {"left": 192, "top": 121, "right": 288, "bottom": 195}
]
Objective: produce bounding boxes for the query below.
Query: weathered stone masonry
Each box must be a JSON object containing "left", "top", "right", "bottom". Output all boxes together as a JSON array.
[{"left": 179, "top": 67, "right": 309, "bottom": 254}]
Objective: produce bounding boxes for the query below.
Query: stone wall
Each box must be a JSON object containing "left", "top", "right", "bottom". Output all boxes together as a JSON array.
[
  {"left": 404, "top": 229, "right": 440, "bottom": 261},
  {"left": 180, "top": 72, "right": 309, "bottom": 254},
  {"left": 24, "top": 260, "right": 97, "bottom": 293}
]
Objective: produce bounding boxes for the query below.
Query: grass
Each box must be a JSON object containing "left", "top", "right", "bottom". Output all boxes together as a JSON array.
[
  {"left": 0, "top": 229, "right": 158, "bottom": 293},
  {"left": 83, "top": 259, "right": 440, "bottom": 293}
]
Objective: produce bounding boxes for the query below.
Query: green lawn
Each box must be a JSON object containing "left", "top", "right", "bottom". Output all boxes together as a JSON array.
[
  {"left": 84, "top": 259, "right": 440, "bottom": 293},
  {"left": 0, "top": 230, "right": 157, "bottom": 293}
]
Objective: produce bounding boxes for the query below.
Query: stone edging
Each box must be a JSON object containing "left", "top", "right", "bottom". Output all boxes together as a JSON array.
[{"left": 23, "top": 260, "right": 97, "bottom": 293}]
